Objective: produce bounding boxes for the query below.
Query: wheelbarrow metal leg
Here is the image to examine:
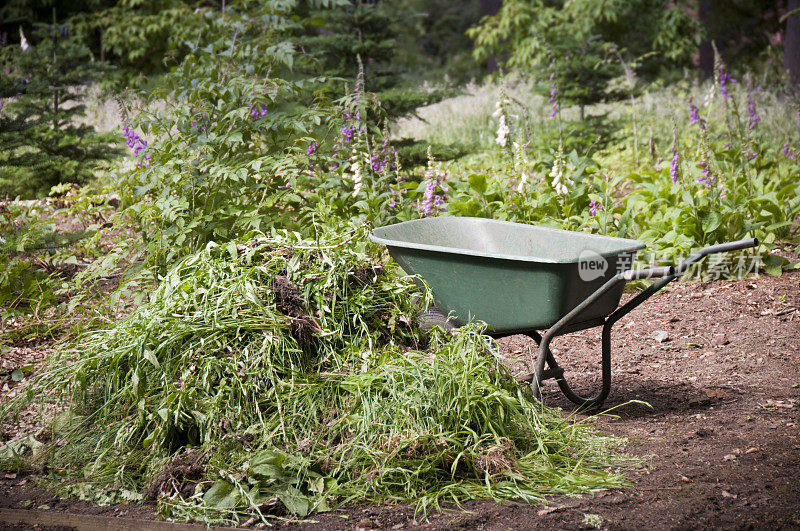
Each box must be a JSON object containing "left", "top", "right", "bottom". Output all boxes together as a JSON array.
[
  {"left": 528, "top": 265, "right": 677, "bottom": 408},
  {"left": 527, "top": 328, "right": 612, "bottom": 410},
  {"left": 521, "top": 239, "right": 759, "bottom": 409}
]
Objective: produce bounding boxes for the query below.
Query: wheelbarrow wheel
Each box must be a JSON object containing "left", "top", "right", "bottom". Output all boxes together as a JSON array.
[{"left": 416, "top": 305, "right": 458, "bottom": 331}]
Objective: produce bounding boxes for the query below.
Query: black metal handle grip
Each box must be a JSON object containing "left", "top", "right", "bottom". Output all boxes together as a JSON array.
[
  {"left": 621, "top": 266, "right": 676, "bottom": 280},
  {"left": 695, "top": 238, "right": 759, "bottom": 257},
  {"left": 675, "top": 238, "right": 760, "bottom": 275}
]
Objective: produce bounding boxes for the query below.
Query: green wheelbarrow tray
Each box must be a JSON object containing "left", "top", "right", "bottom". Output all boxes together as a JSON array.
[{"left": 371, "top": 217, "right": 758, "bottom": 410}]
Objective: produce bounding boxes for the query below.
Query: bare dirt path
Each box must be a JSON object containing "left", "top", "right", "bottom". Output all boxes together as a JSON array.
[{"left": 2, "top": 272, "right": 799, "bottom": 530}]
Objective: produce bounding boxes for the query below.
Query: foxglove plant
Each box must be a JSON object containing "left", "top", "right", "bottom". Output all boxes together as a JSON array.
[
  {"left": 549, "top": 145, "right": 572, "bottom": 195},
  {"left": 387, "top": 152, "right": 406, "bottom": 210},
  {"left": 420, "top": 150, "right": 448, "bottom": 217},
  {"left": 121, "top": 120, "right": 151, "bottom": 168},
  {"left": 669, "top": 133, "right": 679, "bottom": 183},
  {"left": 688, "top": 98, "right": 705, "bottom": 130},
  {"left": 547, "top": 71, "right": 559, "bottom": 119},
  {"left": 492, "top": 94, "right": 511, "bottom": 147},
  {"left": 718, "top": 67, "right": 736, "bottom": 100},
  {"left": 745, "top": 83, "right": 761, "bottom": 130},
  {"left": 511, "top": 141, "right": 533, "bottom": 193}
]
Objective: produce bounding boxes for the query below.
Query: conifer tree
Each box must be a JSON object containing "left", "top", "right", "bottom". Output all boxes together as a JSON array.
[{"left": 0, "top": 20, "right": 118, "bottom": 198}]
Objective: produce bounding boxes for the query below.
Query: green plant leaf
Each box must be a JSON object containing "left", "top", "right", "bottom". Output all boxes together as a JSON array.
[
  {"left": 701, "top": 212, "right": 722, "bottom": 234},
  {"left": 203, "top": 480, "right": 237, "bottom": 508},
  {"left": 278, "top": 486, "right": 310, "bottom": 516}
]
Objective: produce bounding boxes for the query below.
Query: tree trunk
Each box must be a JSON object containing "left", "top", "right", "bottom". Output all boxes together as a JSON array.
[
  {"left": 698, "top": 0, "right": 714, "bottom": 79},
  {"left": 786, "top": 0, "right": 800, "bottom": 89},
  {"left": 480, "top": 0, "right": 502, "bottom": 73}
]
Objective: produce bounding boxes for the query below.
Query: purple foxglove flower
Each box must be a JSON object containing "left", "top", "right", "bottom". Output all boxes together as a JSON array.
[
  {"left": 341, "top": 126, "right": 353, "bottom": 143},
  {"left": 669, "top": 136, "right": 679, "bottom": 183},
  {"left": 746, "top": 85, "right": 761, "bottom": 130},
  {"left": 688, "top": 99, "right": 705, "bottom": 129},
  {"left": 719, "top": 68, "right": 736, "bottom": 99}
]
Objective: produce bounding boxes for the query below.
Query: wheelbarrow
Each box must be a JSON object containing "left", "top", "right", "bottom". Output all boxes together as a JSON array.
[{"left": 370, "top": 217, "right": 758, "bottom": 410}]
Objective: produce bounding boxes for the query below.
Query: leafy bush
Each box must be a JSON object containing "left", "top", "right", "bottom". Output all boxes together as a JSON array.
[{"left": 423, "top": 73, "right": 799, "bottom": 277}]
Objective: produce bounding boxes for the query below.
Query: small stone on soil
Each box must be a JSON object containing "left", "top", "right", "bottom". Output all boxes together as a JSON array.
[
  {"left": 653, "top": 330, "right": 670, "bottom": 343},
  {"left": 711, "top": 334, "right": 730, "bottom": 346}
]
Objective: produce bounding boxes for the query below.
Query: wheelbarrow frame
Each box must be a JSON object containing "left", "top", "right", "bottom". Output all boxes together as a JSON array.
[
  {"left": 487, "top": 238, "right": 759, "bottom": 410},
  {"left": 373, "top": 218, "right": 759, "bottom": 410}
]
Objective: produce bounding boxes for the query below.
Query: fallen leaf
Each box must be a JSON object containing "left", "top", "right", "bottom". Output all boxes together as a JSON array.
[
  {"left": 355, "top": 519, "right": 377, "bottom": 531},
  {"left": 764, "top": 399, "right": 794, "bottom": 409},
  {"left": 679, "top": 475, "right": 693, "bottom": 483},
  {"left": 745, "top": 447, "right": 759, "bottom": 455},
  {"left": 710, "top": 334, "right": 730, "bottom": 347}
]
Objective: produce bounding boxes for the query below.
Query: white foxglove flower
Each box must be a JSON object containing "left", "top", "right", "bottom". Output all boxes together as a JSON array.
[
  {"left": 516, "top": 170, "right": 529, "bottom": 193},
  {"left": 19, "top": 28, "right": 29, "bottom": 52},
  {"left": 703, "top": 82, "right": 715, "bottom": 108},
  {"left": 351, "top": 160, "right": 362, "bottom": 197},
  {"left": 495, "top": 114, "right": 509, "bottom": 147},
  {"left": 549, "top": 160, "right": 572, "bottom": 196},
  {"left": 491, "top": 101, "right": 503, "bottom": 119}
]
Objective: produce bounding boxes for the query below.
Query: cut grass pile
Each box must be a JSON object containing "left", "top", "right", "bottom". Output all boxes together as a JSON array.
[{"left": 2, "top": 225, "right": 626, "bottom": 524}]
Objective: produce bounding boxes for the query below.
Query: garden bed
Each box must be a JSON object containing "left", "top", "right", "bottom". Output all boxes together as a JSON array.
[{"left": 2, "top": 271, "right": 798, "bottom": 529}]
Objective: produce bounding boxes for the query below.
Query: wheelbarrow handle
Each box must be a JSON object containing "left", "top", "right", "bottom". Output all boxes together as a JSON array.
[
  {"left": 527, "top": 237, "right": 760, "bottom": 403},
  {"left": 675, "top": 238, "right": 759, "bottom": 275},
  {"left": 621, "top": 265, "right": 675, "bottom": 280}
]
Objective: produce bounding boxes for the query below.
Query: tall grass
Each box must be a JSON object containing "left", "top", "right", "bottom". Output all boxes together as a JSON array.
[{"left": 393, "top": 78, "right": 796, "bottom": 164}]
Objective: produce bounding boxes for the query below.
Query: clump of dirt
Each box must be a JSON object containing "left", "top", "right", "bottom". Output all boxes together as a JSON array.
[
  {"left": 146, "top": 448, "right": 207, "bottom": 499},
  {"left": 272, "top": 275, "right": 306, "bottom": 317},
  {"left": 472, "top": 438, "right": 517, "bottom": 476},
  {"left": 271, "top": 275, "right": 321, "bottom": 352},
  {"left": 349, "top": 264, "right": 385, "bottom": 286}
]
